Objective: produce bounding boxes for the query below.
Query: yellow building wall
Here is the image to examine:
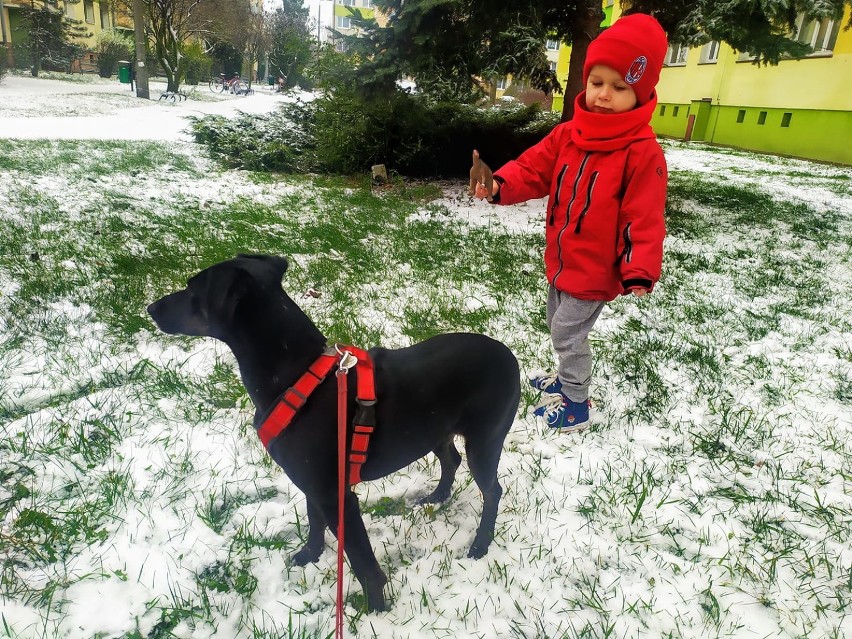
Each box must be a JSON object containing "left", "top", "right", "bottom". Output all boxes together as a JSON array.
[
  {"left": 550, "top": 3, "right": 851, "bottom": 164},
  {"left": 656, "top": 31, "right": 852, "bottom": 112},
  {"left": 652, "top": 5, "right": 852, "bottom": 163},
  {"left": 62, "top": 0, "right": 114, "bottom": 51}
]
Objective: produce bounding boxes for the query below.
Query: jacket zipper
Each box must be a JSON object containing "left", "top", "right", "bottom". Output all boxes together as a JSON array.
[
  {"left": 549, "top": 164, "right": 569, "bottom": 226},
  {"left": 616, "top": 222, "right": 634, "bottom": 265},
  {"left": 552, "top": 153, "right": 591, "bottom": 286},
  {"left": 573, "top": 171, "right": 599, "bottom": 234}
]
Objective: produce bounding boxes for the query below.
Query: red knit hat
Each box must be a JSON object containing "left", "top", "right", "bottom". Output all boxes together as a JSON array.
[{"left": 583, "top": 13, "right": 668, "bottom": 106}]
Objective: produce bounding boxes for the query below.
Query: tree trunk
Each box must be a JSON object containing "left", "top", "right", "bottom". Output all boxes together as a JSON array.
[
  {"left": 31, "top": 41, "right": 40, "bottom": 76},
  {"left": 561, "top": 0, "right": 604, "bottom": 122}
]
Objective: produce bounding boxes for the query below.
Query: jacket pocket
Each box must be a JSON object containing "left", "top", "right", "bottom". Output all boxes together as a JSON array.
[
  {"left": 573, "top": 171, "right": 599, "bottom": 234},
  {"left": 549, "top": 164, "right": 569, "bottom": 226}
]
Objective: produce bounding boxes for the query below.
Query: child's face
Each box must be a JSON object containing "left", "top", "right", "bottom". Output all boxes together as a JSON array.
[{"left": 585, "top": 65, "right": 638, "bottom": 114}]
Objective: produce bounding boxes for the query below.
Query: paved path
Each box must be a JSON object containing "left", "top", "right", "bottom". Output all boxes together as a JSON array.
[{"left": 0, "top": 74, "right": 295, "bottom": 141}]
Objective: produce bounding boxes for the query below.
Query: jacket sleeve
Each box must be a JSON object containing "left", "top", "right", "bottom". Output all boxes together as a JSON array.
[
  {"left": 491, "top": 123, "right": 570, "bottom": 205},
  {"left": 617, "top": 140, "right": 667, "bottom": 292}
]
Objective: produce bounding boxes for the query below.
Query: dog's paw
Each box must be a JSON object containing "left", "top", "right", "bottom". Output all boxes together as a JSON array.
[
  {"left": 467, "top": 545, "right": 487, "bottom": 560},
  {"left": 467, "top": 535, "right": 493, "bottom": 559},
  {"left": 292, "top": 546, "right": 322, "bottom": 566},
  {"left": 418, "top": 488, "right": 451, "bottom": 505}
]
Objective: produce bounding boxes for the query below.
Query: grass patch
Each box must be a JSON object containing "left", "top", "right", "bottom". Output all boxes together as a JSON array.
[{"left": 1, "top": 138, "right": 850, "bottom": 639}]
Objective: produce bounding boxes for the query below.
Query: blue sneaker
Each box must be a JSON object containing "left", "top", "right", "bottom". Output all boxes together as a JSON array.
[
  {"left": 528, "top": 372, "right": 562, "bottom": 395},
  {"left": 533, "top": 392, "right": 590, "bottom": 431}
]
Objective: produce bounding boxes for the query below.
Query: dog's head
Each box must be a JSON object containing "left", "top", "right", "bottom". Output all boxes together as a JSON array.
[{"left": 147, "top": 254, "right": 290, "bottom": 339}]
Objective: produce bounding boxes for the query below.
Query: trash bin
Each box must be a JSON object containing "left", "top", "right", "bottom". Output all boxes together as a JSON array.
[
  {"left": 118, "top": 61, "right": 131, "bottom": 84},
  {"left": 267, "top": 75, "right": 275, "bottom": 86}
]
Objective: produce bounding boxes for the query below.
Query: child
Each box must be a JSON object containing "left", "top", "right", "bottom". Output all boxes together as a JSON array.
[{"left": 470, "top": 13, "right": 668, "bottom": 431}]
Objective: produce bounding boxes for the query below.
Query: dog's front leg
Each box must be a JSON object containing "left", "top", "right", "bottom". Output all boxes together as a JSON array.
[
  {"left": 325, "top": 490, "right": 388, "bottom": 612},
  {"left": 293, "top": 498, "right": 327, "bottom": 566}
]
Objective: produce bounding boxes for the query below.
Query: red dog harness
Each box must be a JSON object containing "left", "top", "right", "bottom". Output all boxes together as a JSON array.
[{"left": 256, "top": 345, "right": 376, "bottom": 485}]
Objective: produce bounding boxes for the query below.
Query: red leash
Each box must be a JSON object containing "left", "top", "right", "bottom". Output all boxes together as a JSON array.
[
  {"left": 256, "top": 345, "right": 376, "bottom": 639},
  {"left": 334, "top": 347, "right": 360, "bottom": 639}
]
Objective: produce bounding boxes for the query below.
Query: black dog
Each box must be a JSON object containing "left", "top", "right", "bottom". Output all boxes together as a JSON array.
[{"left": 147, "top": 254, "right": 520, "bottom": 612}]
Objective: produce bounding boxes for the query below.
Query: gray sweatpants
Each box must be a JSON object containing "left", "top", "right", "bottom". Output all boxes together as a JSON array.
[{"left": 546, "top": 286, "right": 606, "bottom": 403}]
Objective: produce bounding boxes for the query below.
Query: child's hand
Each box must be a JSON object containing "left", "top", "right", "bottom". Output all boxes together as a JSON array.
[
  {"left": 630, "top": 287, "right": 648, "bottom": 297},
  {"left": 469, "top": 150, "right": 497, "bottom": 202}
]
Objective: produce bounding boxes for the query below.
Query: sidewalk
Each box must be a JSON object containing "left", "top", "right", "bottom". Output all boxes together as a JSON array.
[{"left": 0, "top": 74, "right": 296, "bottom": 141}]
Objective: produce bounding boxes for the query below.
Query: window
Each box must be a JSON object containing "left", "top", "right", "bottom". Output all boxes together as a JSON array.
[
  {"left": 65, "top": 1, "right": 74, "bottom": 17},
  {"left": 673, "top": 106, "right": 680, "bottom": 117},
  {"left": 700, "top": 40, "right": 720, "bottom": 64},
  {"left": 794, "top": 14, "right": 840, "bottom": 53},
  {"left": 336, "top": 16, "right": 352, "bottom": 28},
  {"left": 546, "top": 39, "right": 560, "bottom": 51},
  {"left": 757, "top": 111, "right": 767, "bottom": 125},
  {"left": 665, "top": 43, "right": 688, "bottom": 66},
  {"left": 340, "top": 0, "right": 355, "bottom": 5},
  {"left": 549, "top": 61, "right": 557, "bottom": 73},
  {"left": 364, "top": 0, "right": 374, "bottom": 6},
  {"left": 736, "top": 110, "right": 746, "bottom": 123},
  {"left": 84, "top": 0, "right": 95, "bottom": 23},
  {"left": 781, "top": 113, "right": 792, "bottom": 128},
  {"left": 100, "top": 1, "right": 110, "bottom": 28},
  {"left": 660, "top": 105, "right": 666, "bottom": 116},
  {"left": 497, "top": 77, "right": 507, "bottom": 90}
]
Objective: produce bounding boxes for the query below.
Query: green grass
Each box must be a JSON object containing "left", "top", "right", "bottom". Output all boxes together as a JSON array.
[{"left": 1, "top": 138, "right": 850, "bottom": 639}]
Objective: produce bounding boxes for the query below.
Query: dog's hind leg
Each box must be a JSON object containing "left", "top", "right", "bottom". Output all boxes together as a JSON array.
[
  {"left": 292, "top": 499, "right": 327, "bottom": 566},
  {"left": 419, "top": 438, "right": 462, "bottom": 505},
  {"left": 465, "top": 438, "right": 505, "bottom": 559}
]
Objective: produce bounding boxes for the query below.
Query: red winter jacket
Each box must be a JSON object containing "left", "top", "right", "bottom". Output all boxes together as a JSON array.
[{"left": 493, "top": 92, "right": 667, "bottom": 301}]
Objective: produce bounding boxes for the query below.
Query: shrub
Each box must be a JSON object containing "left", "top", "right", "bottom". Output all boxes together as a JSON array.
[
  {"left": 190, "top": 89, "right": 560, "bottom": 178},
  {"left": 187, "top": 101, "right": 313, "bottom": 173},
  {"left": 95, "top": 29, "right": 133, "bottom": 78},
  {"left": 307, "top": 90, "right": 559, "bottom": 176},
  {"left": 182, "top": 41, "right": 212, "bottom": 86}
]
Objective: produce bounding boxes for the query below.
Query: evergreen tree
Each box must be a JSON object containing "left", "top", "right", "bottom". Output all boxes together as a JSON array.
[
  {"left": 15, "top": 0, "right": 91, "bottom": 76},
  {"left": 628, "top": 0, "right": 849, "bottom": 65},
  {"left": 339, "top": 0, "right": 569, "bottom": 103},
  {"left": 335, "top": 0, "right": 851, "bottom": 120}
]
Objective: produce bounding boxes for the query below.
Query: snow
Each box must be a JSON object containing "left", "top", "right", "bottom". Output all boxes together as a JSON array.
[
  {"left": 1, "top": 71, "right": 851, "bottom": 639},
  {"left": 0, "top": 73, "right": 307, "bottom": 141}
]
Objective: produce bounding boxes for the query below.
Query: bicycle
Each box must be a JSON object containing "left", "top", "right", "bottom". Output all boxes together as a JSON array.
[
  {"left": 209, "top": 72, "right": 252, "bottom": 96},
  {"left": 228, "top": 77, "right": 251, "bottom": 95},
  {"left": 208, "top": 73, "right": 227, "bottom": 92},
  {"left": 209, "top": 72, "right": 240, "bottom": 93}
]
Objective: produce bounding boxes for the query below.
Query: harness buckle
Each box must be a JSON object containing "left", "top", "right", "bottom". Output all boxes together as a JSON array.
[{"left": 355, "top": 398, "right": 376, "bottom": 427}]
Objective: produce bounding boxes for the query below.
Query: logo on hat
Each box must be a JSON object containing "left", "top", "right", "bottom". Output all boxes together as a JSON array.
[{"left": 625, "top": 56, "right": 647, "bottom": 84}]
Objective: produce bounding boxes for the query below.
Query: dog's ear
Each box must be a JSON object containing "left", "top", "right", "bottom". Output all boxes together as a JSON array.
[{"left": 237, "top": 254, "right": 289, "bottom": 280}]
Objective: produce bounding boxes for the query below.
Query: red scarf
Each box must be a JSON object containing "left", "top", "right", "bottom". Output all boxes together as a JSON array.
[{"left": 570, "top": 91, "right": 658, "bottom": 152}]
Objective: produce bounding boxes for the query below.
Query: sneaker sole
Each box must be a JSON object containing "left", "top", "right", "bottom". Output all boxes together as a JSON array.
[{"left": 549, "top": 420, "right": 590, "bottom": 433}]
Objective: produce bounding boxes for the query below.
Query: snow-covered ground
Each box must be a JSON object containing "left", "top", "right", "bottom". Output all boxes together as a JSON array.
[
  {"left": 1, "top": 72, "right": 851, "bottom": 639},
  {"left": 0, "top": 73, "right": 299, "bottom": 141}
]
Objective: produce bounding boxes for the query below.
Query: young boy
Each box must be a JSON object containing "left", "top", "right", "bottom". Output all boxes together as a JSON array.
[{"left": 471, "top": 13, "right": 668, "bottom": 431}]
